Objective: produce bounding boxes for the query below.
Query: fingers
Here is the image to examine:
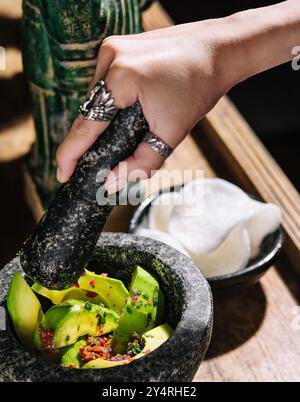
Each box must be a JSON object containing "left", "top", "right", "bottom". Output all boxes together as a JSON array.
[
  {"left": 56, "top": 118, "right": 111, "bottom": 183},
  {"left": 105, "top": 142, "right": 165, "bottom": 195},
  {"left": 104, "top": 62, "right": 139, "bottom": 109},
  {"left": 87, "top": 38, "right": 116, "bottom": 92},
  {"left": 56, "top": 67, "right": 137, "bottom": 183},
  {"left": 56, "top": 37, "right": 136, "bottom": 183}
]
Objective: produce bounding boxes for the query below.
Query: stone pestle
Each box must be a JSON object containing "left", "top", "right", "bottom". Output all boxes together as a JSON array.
[{"left": 20, "top": 102, "right": 148, "bottom": 290}]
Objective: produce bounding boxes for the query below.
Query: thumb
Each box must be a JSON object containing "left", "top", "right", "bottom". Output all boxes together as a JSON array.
[{"left": 105, "top": 142, "right": 166, "bottom": 195}]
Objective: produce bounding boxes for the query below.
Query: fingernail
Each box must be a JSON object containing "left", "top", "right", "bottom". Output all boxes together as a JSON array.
[{"left": 56, "top": 167, "right": 64, "bottom": 183}]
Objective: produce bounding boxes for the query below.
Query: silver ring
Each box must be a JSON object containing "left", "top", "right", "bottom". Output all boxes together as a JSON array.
[
  {"left": 142, "top": 132, "right": 173, "bottom": 159},
  {"left": 79, "top": 80, "right": 118, "bottom": 122}
]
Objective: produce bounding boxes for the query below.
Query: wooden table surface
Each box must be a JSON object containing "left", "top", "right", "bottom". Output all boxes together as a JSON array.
[{"left": 1, "top": 0, "right": 300, "bottom": 382}]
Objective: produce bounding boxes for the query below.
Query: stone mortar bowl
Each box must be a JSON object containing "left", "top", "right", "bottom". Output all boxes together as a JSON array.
[{"left": 0, "top": 233, "right": 213, "bottom": 382}]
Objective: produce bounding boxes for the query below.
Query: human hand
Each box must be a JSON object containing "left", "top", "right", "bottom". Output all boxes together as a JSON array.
[
  {"left": 56, "top": 0, "right": 300, "bottom": 194},
  {"left": 56, "top": 20, "right": 234, "bottom": 193}
]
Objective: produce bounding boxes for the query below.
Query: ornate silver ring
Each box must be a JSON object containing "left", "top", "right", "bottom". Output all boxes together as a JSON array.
[
  {"left": 79, "top": 80, "right": 118, "bottom": 122},
  {"left": 142, "top": 132, "right": 173, "bottom": 159}
]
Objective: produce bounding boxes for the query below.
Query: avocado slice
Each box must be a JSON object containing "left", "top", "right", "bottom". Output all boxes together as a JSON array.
[
  {"left": 61, "top": 289, "right": 102, "bottom": 305},
  {"left": 78, "top": 270, "right": 129, "bottom": 314},
  {"left": 7, "top": 272, "right": 43, "bottom": 350},
  {"left": 61, "top": 339, "right": 87, "bottom": 368},
  {"left": 111, "top": 266, "right": 162, "bottom": 354},
  {"left": 34, "top": 300, "right": 119, "bottom": 351},
  {"left": 83, "top": 358, "right": 131, "bottom": 369},
  {"left": 32, "top": 270, "right": 128, "bottom": 314},
  {"left": 31, "top": 282, "right": 74, "bottom": 305},
  {"left": 83, "top": 324, "right": 173, "bottom": 369},
  {"left": 31, "top": 283, "right": 102, "bottom": 306}
]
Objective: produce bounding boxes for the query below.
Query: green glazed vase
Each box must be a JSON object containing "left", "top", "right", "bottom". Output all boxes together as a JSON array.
[{"left": 22, "top": 0, "right": 154, "bottom": 208}]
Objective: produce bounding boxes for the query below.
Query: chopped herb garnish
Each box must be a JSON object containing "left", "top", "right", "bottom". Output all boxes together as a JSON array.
[
  {"left": 97, "top": 312, "right": 107, "bottom": 326},
  {"left": 136, "top": 301, "right": 143, "bottom": 309},
  {"left": 59, "top": 272, "right": 68, "bottom": 281},
  {"left": 126, "top": 333, "right": 145, "bottom": 357},
  {"left": 84, "top": 301, "right": 93, "bottom": 311},
  {"left": 125, "top": 306, "right": 133, "bottom": 315},
  {"left": 153, "top": 297, "right": 159, "bottom": 307},
  {"left": 130, "top": 289, "right": 138, "bottom": 296}
]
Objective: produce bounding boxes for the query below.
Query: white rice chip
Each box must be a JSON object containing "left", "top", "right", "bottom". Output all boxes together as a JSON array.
[
  {"left": 190, "top": 223, "right": 251, "bottom": 277},
  {"left": 135, "top": 228, "right": 190, "bottom": 257},
  {"left": 169, "top": 179, "right": 281, "bottom": 260},
  {"left": 148, "top": 191, "right": 182, "bottom": 233},
  {"left": 246, "top": 203, "right": 282, "bottom": 258}
]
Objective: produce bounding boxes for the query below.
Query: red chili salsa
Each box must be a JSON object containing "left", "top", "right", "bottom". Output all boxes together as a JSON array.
[
  {"left": 39, "top": 326, "right": 55, "bottom": 352},
  {"left": 78, "top": 333, "right": 144, "bottom": 364}
]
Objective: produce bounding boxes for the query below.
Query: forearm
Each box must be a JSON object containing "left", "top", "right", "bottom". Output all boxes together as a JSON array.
[{"left": 222, "top": 0, "right": 300, "bottom": 86}]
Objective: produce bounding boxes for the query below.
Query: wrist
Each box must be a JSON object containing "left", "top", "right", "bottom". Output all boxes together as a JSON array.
[
  {"left": 189, "top": 18, "right": 246, "bottom": 94},
  {"left": 221, "top": 1, "right": 300, "bottom": 85}
]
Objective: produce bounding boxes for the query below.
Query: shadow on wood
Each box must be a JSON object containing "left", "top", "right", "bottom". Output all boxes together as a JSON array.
[
  {"left": 206, "top": 283, "right": 267, "bottom": 359},
  {"left": 275, "top": 256, "right": 300, "bottom": 306}
]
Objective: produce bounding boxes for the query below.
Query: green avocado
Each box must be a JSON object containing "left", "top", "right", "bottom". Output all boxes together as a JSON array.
[
  {"left": 83, "top": 323, "right": 173, "bottom": 369},
  {"left": 31, "top": 283, "right": 102, "bottom": 306},
  {"left": 111, "top": 266, "right": 162, "bottom": 354},
  {"left": 32, "top": 270, "right": 128, "bottom": 314},
  {"left": 34, "top": 300, "right": 119, "bottom": 350},
  {"left": 83, "top": 358, "right": 129, "bottom": 369},
  {"left": 78, "top": 270, "right": 129, "bottom": 314},
  {"left": 60, "top": 289, "right": 102, "bottom": 305},
  {"left": 61, "top": 339, "right": 87, "bottom": 368},
  {"left": 7, "top": 272, "right": 43, "bottom": 350},
  {"left": 31, "top": 282, "right": 75, "bottom": 305}
]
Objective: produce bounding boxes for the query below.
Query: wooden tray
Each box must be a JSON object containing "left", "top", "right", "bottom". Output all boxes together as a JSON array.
[{"left": 1, "top": 1, "right": 300, "bottom": 382}]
